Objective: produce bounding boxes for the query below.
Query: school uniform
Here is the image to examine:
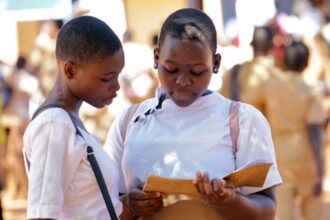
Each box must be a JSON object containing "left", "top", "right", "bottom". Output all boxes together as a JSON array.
[
  {"left": 105, "top": 88, "right": 282, "bottom": 220},
  {"left": 23, "top": 108, "right": 122, "bottom": 220},
  {"left": 220, "top": 56, "right": 274, "bottom": 111},
  {"left": 254, "top": 70, "right": 326, "bottom": 220}
]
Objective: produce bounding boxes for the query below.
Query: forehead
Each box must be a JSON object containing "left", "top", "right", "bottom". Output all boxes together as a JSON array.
[
  {"left": 159, "top": 35, "right": 213, "bottom": 63},
  {"left": 81, "top": 49, "right": 125, "bottom": 73}
]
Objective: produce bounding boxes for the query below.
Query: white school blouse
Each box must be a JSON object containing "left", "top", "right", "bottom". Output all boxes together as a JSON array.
[
  {"left": 105, "top": 89, "right": 282, "bottom": 195},
  {"left": 23, "top": 108, "right": 122, "bottom": 220}
]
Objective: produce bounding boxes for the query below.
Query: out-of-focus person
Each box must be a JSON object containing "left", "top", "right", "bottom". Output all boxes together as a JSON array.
[
  {"left": 244, "top": 40, "right": 325, "bottom": 220},
  {"left": 119, "top": 30, "right": 158, "bottom": 104},
  {"left": 2, "top": 56, "right": 40, "bottom": 201},
  {"left": 29, "top": 19, "right": 63, "bottom": 97},
  {"left": 220, "top": 25, "right": 276, "bottom": 112}
]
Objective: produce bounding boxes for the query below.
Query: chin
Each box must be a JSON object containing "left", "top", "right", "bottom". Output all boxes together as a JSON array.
[
  {"left": 88, "top": 102, "right": 105, "bottom": 109},
  {"left": 174, "top": 100, "right": 194, "bottom": 107}
]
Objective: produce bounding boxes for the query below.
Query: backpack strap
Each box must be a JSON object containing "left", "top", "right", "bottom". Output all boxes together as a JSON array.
[
  {"left": 31, "top": 104, "right": 83, "bottom": 137},
  {"left": 229, "top": 101, "right": 240, "bottom": 153},
  {"left": 121, "top": 104, "right": 139, "bottom": 142},
  {"left": 28, "top": 104, "right": 118, "bottom": 219}
]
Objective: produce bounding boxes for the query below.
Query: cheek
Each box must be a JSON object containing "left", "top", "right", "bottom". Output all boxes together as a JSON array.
[{"left": 158, "top": 73, "right": 168, "bottom": 85}]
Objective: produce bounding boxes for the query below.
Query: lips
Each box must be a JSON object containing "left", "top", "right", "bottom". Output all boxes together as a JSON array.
[
  {"left": 172, "top": 91, "right": 192, "bottom": 100},
  {"left": 104, "top": 94, "right": 117, "bottom": 105}
]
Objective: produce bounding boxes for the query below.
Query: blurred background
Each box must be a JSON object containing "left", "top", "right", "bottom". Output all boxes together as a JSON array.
[{"left": 1, "top": 0, "right": 330, "bottom": 219}]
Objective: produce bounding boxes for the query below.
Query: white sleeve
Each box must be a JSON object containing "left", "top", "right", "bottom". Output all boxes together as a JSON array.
[
  {"left": 104, "top": 108, "right": 129, "bottom": 194},
  {"left": 235, "top": 103, "right": 282, "bottom": 195},
  {"left": 26, "top": 115, "right": 77, "bottom": 219}
]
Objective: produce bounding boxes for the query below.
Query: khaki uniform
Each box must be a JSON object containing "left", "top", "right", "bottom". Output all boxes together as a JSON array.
[
  {"left": 255, "top": 70, "right": 325, "bottom": 220},
  {"left": 220, "top": 56, "right": 274, "bottom": 112},
  {"left": 221, "top": 57, "right": 326, "bottom": 219}
]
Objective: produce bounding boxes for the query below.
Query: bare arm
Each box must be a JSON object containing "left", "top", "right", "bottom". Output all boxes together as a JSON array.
[
  {"left": 218, "top": 187, "right": 276, "bottom": 220},
  {"left": 307, "top": 124, "right": 324, "bottom": 195},
  {"left": 194, "top": 172, "right": 276, "bottom": 220}
]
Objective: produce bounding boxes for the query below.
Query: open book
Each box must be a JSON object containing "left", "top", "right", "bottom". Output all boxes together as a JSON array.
[{"left": 143, "top": 161, "right": 272, "bottom": 196}]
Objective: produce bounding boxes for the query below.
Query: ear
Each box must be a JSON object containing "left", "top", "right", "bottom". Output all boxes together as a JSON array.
[
  {"left": 153, "top": 47, "right": 160, "bottom": 69},
  {"left": 212, "top": 53, "right": 221, "bottom": 73},
  {"left": 64, "top": 61, "right": 77, "bottom": 79}
]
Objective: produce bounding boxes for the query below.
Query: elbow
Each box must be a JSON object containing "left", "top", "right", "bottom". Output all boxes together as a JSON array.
[{"left": 258, "top": 203, "right": 276, "bottom": 220}]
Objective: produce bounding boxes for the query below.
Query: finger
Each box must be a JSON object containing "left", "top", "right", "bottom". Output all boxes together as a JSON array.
[
  {"left": 152, "top": 198, "right": 164, "bottom": 211},
  {"left": 224, "top": 179, "right": 235, "bottom": 189},
  {"left": 203, "top": 172, "right": 214, "bottom": 195},
  {"left": 213, "top": 179, "right": 225, "bottom": 193},
  {"left": 212, "top": 179, "right": 226, "bottom": 197},
  {"left": 195, "top": 171, "right": 206, "bottom": 194},
  {"left": 133, "top": 199, "right": 163, "bottom": 216},
  {"left": 143, "top": 191, "right": 162, "bottom": 199},
  {"left": 139, "top": 206, "right": 160, "bottom": 216},
  {"left": 130, "top": 190, "right": 161, "bottom": 200}
]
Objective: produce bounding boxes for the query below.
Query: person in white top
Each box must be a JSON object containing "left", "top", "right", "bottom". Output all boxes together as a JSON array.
[
  {"left": 105, "top": 8, "right": 282, "bottom": 220},
  {"left": 23, "top": 16, "right": 126, "bottom": 220}
]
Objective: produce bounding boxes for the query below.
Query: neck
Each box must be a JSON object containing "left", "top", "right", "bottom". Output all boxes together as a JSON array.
[{"left": 45, "top": 84, "right": 82, "bottom": 117}]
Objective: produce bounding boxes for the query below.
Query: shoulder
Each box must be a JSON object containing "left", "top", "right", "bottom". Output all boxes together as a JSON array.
[
  {"left": 26, "top": 108, "right": 76, "bottom": 137},
  {"left": 32, "top": 107, "right": 72, "bottom": 124},
  {"left": 238, "top": 102, "right": 270, "bottom": 128}
]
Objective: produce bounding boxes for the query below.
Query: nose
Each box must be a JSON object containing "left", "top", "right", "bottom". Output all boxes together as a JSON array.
[
  {"left": 176, "top": 73, "right": 192, "bottom": 87},
  {"left": 110, "top": 78, "right": 120, "bottom": 92}
]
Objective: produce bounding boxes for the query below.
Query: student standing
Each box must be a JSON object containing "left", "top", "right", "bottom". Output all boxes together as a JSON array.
[
  {"left": 23, "top": 16, "right": 125, "bottom": 219},
  {"left": 259, "top": 41, "right": 325, "bottom": 220},
  {"left": 105, "top": 8, "right": 282, "bottom": 220}
]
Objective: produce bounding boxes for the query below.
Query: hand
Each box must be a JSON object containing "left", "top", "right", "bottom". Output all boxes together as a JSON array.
[
  {"left": 313, "top": 176, "right": 323, "bottom": 196},
  {"left": 127, "top": 187, "right": 163, "bottom": 217},
  {"left": 193, "top": 171, "right": 235, "bottom": 205}
]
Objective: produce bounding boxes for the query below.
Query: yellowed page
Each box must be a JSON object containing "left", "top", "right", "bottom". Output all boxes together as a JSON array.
[{"left": 143, "top": 162, "right": 272, "bottom": 195}]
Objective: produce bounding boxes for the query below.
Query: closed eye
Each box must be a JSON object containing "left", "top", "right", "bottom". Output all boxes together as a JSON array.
[
  {"left": 100, "top": 73, "right": 118, "bottom": 82},
  {"left": 101, "top": 78, "right": 112, "bottom": 82},
  {"left": 191, "top": 70, "right": 205, "bottom": 76},
  {"left": 164, "top": 67, "right": 178, "bottom": 74}
]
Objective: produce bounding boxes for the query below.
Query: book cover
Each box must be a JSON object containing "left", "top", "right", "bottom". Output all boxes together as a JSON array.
[{"left": 143, "top": 161, "right": 272, "bottom": 196}]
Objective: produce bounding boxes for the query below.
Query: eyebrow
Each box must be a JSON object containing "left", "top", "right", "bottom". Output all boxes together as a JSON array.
[
  {"left": 163, "top": 59, "right": 206, "bottom": 67},
  {"left": 101, "top": 71, "right": 120, "bottom": 76}
]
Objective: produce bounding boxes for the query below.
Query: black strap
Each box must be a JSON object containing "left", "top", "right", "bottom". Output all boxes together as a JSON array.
[
  {"left": 29, "top": 104, "right": 118, "bottom": 219},
  {"left": 87, "top": 146, "right": 118, "bottom": 220}
]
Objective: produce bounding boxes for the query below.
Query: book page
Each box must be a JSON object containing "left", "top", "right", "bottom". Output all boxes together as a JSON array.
[{"left": 143, "top": 162, "right": 272, "bottom": 196}]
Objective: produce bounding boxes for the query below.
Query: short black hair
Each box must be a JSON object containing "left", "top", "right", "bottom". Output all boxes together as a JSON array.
[
  {"left": 284, "top": 40, "right": 309, "bottom": 72},
  {"left": 251, "top": 26, "right": 275, "bottom": 55},
  {"left": 54, "top": 19, "right": 64, "bottom": 30},
  {"left": 16, "top": 55, "right": 26, "bottom": 69},
  {"left": 56, "top": 16, "right": 122, "bottom": 64},
  {"left": 158, "top": 8, "right": 217, "bottom": 53}
]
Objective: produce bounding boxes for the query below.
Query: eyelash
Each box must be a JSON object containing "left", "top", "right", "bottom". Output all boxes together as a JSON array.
[
  {"left": 101, "top": 75, "right": 115, "bottom": 82},
  {"left": 191, "top": 71, "right": 204, "bottom": 76},
  {"left": 164, "top": 67, "right": 177, "bottom": 74},
  {"left": 101, "top": 78, "right": 111, "bottom": 82},
  {"left": 164, "top": 67, "right": 204, "bottom": 76}
]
